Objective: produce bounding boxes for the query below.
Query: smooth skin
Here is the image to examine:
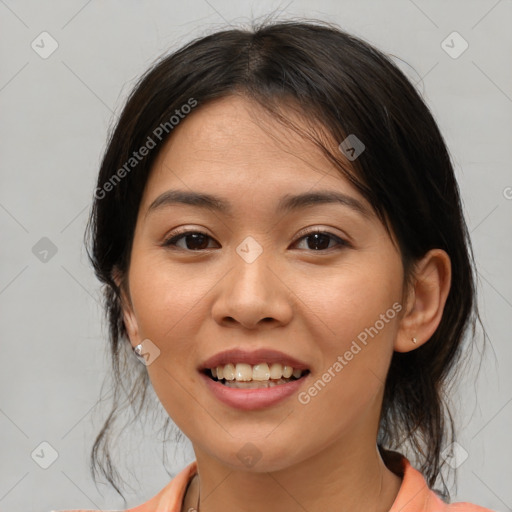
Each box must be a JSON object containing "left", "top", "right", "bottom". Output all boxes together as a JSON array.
[{"left": 116, "top": 95, "right": 451, "bottom": 512}]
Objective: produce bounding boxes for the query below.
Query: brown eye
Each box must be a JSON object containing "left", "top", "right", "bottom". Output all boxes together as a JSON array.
[
  {"left": 163, "top": 231, "right": 217, "bottom": 251},
  {"left": 162, "top": 229, "right": 349, "bottom": 252},
  {"left": 294, "top": 230, "right": 349, "bottom": 251}
]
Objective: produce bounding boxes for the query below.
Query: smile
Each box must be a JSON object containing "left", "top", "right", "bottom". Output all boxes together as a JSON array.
[
  {"left": 206, "top": 362, "right": 308, "bottom": 388},
  {"left": 200, "top": 368, "right": 310, "bottom": 409}
]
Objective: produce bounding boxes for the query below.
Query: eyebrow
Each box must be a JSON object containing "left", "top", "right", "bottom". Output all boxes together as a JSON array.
[{"left": 145, "top": 189, "right": 371, "bottom": 219}]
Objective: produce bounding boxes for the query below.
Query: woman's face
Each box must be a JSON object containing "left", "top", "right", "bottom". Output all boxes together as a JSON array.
[{"left": 122, "top": 95, "right": 407, "bottom": 472}]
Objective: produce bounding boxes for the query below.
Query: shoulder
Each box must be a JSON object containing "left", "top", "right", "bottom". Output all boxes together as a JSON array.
[
  {"left": 385, "top": 451, "right": 497, "bottom": 512},
  {"left": 51, "top": 460, "right": 198, "bottom": 512},
  {"left": 446, "top": 503, "right": 498, "bottom": 512}
]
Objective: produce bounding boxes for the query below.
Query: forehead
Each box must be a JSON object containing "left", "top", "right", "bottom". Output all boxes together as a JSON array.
[{"left": 141, "top": 95, "right": 370, "bottom": 215}]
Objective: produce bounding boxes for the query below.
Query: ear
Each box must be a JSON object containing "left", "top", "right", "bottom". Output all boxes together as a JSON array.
[
  {"left": 112, "top": 266, "right": 141, "bottom": 348},
  {"left": 394, "top": 249, "right": 451, "bottom": 353}
]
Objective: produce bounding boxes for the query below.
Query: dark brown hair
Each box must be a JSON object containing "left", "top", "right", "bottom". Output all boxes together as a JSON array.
[{"left": 85, "top": 17, "right": 485, "bottom": 504}]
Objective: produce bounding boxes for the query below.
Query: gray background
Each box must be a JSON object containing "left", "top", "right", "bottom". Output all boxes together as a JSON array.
[{"left": 1, "top": 1, "right": 511, "bottom": 511}]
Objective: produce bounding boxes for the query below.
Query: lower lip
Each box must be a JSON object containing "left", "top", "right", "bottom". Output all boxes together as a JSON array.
[{"left": 199, "top": 371, "right": 308, "bottom": 410}]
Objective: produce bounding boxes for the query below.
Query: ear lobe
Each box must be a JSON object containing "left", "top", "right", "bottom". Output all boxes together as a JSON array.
[
  {"left": 122, "top": 306, "right": 140, "bottom": 347},
  {"left": 394, "top": 249, "right": 451, "bottom": 353},
  {"left": 111, "top": 266, "right": 141, "bottom": 348}
]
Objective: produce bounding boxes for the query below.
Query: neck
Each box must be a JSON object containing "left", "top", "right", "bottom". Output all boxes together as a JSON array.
[{"left": 187, "top": 434, "right": 402, "bottom": 512}]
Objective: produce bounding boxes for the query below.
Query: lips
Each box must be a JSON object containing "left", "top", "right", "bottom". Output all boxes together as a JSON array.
[
  {"left": 199, "top": 370, "right": 310, "bottom": 410},
  {"left": 198, "top": 348, "right": 310, "bottom": 372}
]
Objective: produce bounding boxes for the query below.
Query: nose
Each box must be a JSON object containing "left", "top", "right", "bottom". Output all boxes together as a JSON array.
[{"left": 211, "top": 245, "right": 294, "bottom": 330}]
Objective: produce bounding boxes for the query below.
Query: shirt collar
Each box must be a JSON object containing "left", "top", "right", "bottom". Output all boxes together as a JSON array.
[{"left": 138, "top": 454, "right": 448, "bottom": 512}]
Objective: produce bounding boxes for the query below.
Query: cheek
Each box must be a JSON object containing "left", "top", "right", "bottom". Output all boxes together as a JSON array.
[
  {"left": 128, "top": 253, "right": 211, "bottom": 347},
  {"left": 126, "top": 251, "right": 216, "bottom": 423},
  {"left": 126, "top": 256, "right": 205, "bottom": 433},
  {"left": 293, "top": 277, "right": 400, "bottom": 438},
  {"left": 294, "top": 255, "right": 402, "bottom": 404},
  {"left": 297, "top": 259, "right": 402, "bottom": 347}
]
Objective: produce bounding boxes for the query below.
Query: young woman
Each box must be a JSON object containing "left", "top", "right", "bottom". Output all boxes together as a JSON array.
[{"left": 62, "top": 19, "right": 495, "bottom": 512}]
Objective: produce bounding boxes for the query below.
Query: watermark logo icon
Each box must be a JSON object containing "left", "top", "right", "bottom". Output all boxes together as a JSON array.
[
  {"left": 441, "top": 441, "right": 469, "bottom": 469},
  {"left": 237, "top": 442, "right": 262, "bottom": 468},
  {"left": 31, "top": 31, "right": 59, "bottom": 59},
  {"left": 236, "top": 236, "right": 263, "bottom": 264},
  {"left": 339, "top": 134, "right": 365, "bottom": 161},
  {"left": 31, "top": 441, "right": 59, "bottom": 469},
  {"left": 441, "top": 32, "right": 468, "bottom": 59},
  {"left": 32, "top": 237, "right": 58, "bottom": 263},
  {"left": 133, "top": 338, "right": 161, "bottom": 366}
]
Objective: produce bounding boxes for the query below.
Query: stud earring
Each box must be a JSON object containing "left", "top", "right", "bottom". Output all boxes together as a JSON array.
[
  {"left": 412, "top": 337, "right": 417, "bottom": 344},
  {"left": 133, "top": 342, "right": 145, "bottom": 358}
]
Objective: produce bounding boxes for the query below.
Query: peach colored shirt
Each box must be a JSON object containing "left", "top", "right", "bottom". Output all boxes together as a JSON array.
[{"left": 55, "top": 455, "right": 496, "bottom": 512}]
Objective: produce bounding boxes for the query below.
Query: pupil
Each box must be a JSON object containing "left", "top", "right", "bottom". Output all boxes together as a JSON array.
[
  {"left": 187, "top": 233, "right": 208, "bottom": 250},
  {"left": 308, "top": 233, "right": 329, "bottom": 250}
]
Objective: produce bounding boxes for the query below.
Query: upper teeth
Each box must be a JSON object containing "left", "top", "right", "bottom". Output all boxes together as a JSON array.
[{"left": 211, "top": 363, "right": 304, "bottom": 381}]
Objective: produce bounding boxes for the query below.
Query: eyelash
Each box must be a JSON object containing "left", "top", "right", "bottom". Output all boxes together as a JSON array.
[{"left": 162, "top": 228, "right": 350, "bottom": 252}]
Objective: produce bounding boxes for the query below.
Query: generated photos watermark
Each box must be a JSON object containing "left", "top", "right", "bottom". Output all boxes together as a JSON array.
[
  {"left": 94, "top": 97, "right": 198, "bottom": 200},
  {"left": 298, "top": 302, "right": 403, "bottom": 405}
]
